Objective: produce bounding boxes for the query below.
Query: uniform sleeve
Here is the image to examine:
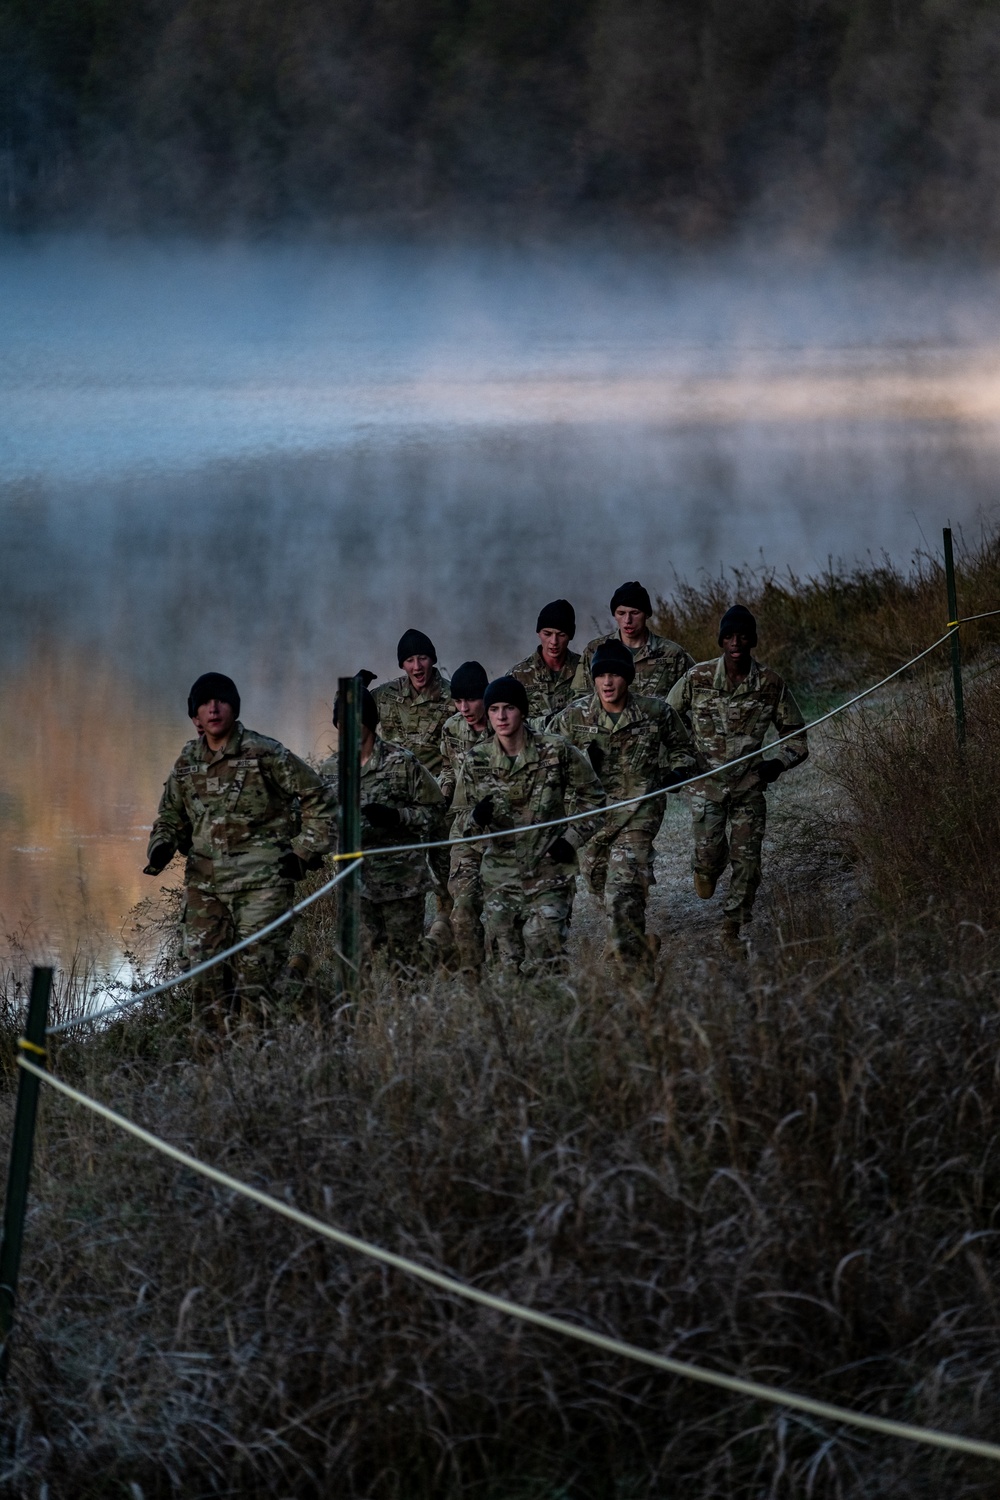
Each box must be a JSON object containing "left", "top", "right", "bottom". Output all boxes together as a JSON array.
[
  {"left": 546, "top": 706, "right": 571, "bottom": 740},
  {"left": 772, "top": 682, "right": 809, "bottom": 770},
  {"left": 147, "top": 768, "right": 193, "bottom": 863},
  {"left": 449, "top": 756, "right": 483, "bottom": 838},
  {"left": 373, "top": 684, "right": 398, "bottom": 742},
  {"left": 658, "top": 703, "right": 698, "bottom": 774},
  {"left": 268, "top": 748, "right": 336, "bottom": 859},
  {"left": 569, "top": 649, "right": 593, "bottom": 697},
  {"left": 562, "top": 743, "right": 606, "bottom": 850},
  {"left": 666, "top": 671, "right": 693, "bottom": 726},
  {"left": 400, "top": 757, "right": 447, "bottom": 838},
  {"left": 318, "top": 755, "right": 341, "bottom": 814},
  {"left": 438, "top": 729, "right": 458, "bottom": 807}
]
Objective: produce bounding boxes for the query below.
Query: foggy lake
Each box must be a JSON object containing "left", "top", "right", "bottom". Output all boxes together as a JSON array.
[{"left": 3, "top": 234, "right": 1000, "bottom": 973}]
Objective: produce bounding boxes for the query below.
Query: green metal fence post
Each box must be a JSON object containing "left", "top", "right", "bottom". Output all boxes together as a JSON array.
[
  {"left": 943, "top": 527, "right": 966, "bottom": 750},
  {"left": 0, "top": 965, "right": 53, "bottom": 1381},
  {"left": 337, "top": 676, "right": 362, "bottom": 995}
]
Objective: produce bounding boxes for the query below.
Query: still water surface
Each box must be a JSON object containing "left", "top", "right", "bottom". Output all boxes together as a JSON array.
[{"left": 2, "top": 237, "right": 1000, "bottom": 972}]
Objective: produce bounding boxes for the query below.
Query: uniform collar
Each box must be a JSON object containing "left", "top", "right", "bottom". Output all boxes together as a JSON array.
[
  {"left": 712, "top": 655, "right": 761, "bottom": 694},
  {"left": 361, "top": 735, "right": 388, "bottom": 775},
  {"left": 197, "top": 721, "right": 245, "bottom": 764},
  {"left": 590, "top": 692, "right": 641, "bottom": 730},
  {"left": 535, "top": 645, "right": 573, "bottom": 678},
  {"left": 488, "top": 723, "right": 540, "bottom": 772},
  {"left": 616, "top": 628, "right": 661, "bottom": 661},
  {"left": 405, "top": 667, "right": 445, "bottom": 704}
]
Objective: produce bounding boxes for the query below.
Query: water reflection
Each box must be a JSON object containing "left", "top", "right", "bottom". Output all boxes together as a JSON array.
[{"left": 3, "top": 238, "right": 1000, "bottom": 972}]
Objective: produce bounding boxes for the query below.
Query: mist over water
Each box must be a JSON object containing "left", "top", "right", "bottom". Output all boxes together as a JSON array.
[{"left": 3, "top": 235, "right": 1000, "bottom": 968}]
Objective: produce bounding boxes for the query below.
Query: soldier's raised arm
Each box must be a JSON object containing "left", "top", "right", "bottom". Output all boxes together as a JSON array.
[
  {"left": 402, "top": 756, "right": 447, "bottom": 838},
  {"left": 771, "top": 682, "right": 809, "bottom": 770},
  {"left": 264, "top": 745, "right": 335, "bottom": 863},
  {"left": 146, "top": 765, "right": 193, "bottom": 871},
  {"left": 657, "top": 701, "right": 698, "bottom": 783},
  {"left": 665, "top": 669, "right": 694, "bottom": 727},
  {"left": 561, "top": 742, "right": 605, "bottom": 850}
]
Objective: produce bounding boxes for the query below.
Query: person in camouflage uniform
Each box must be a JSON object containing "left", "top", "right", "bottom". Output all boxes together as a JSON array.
[
  {"left": 145, "top": 672, "right": 333, "bottom": 1018},
  {"left": 667, "top": 605, "right": 808, "bottom": 959},
  {"left": 507, "top": 599, "right": 582, "bottom": 720},
  {"left": 373, "top": 628, "right": 454, "bottom": 949},
  {"left": 438, "top": 660, "right": 493, "bottom": 975},
  {"left": 573, "top": 581, "right": 693, "bottom": 701},
  {"left": 550, "top": 640, "right": 695, "bottom": 976},
  {"left": 451, "top": 676, "right": 605, "bottom": 976},
  {"left": 320, "top": 683, "right": 445, "bottom": 967}
]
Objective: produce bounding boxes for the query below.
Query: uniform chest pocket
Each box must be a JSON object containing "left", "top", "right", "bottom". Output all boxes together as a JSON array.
[
  {"left": 694, "top": 704, "right": 724, "bottom": 738},
  {"left": 732, "top": 699, "right": 770, "bottom": 738}
]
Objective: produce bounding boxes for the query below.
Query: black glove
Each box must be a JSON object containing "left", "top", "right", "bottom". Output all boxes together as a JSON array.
[
  {"left": 364, "top": 803, "right": 402, "bottom": 830},
  {"left": 658, "top": 767, "right": 691, "bottom": 793},
  {"left": 302, "top": 852, "right": 325, "bottom": 871},
  {"left": 278, "top": 851, "right": 309, "bottom": 882},
  {"left": 545, "top": 836, "right": 576, "bottom": 865},
  {"left": 587, "top": 741, "right": 605, "bottom": 774},
  {"left": 143, "top": 842, "right": 174, "bottom": 876},
  {"left": 756, "top": 759, "right": 785, "bottom": 786},
  {"left": 471, "top": 795, "right": 495, "bottom": 828}
]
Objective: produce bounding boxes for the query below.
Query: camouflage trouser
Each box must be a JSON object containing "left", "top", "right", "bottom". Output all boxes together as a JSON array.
[
  {"left": 182, "top": 882, "right": 293, "bottom": 1018},
  {"left": 604, "top": 829, "right": 655, "bottom": 965},
  {"left": 582, "top": 800, "right": 664, "bottom": 901},
  {"left": 690, "top": 786, "right": 766, "bottom": 924},
  {"left": 448, "top": 844, "right": 484, "bottom": 970},
  {"left": 482, "top": 877, "right": 573, "bottom": 976},
  {"left": 428, "top": 844, "right": 453, "bottom": 912},
  {"left": 361, "top": 895, "right": 426, "bottom": 968}
]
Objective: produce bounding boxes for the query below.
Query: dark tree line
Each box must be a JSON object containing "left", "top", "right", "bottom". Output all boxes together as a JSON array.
[{"left": 2, "top": 0, "right": 1000, "bottom": 241}]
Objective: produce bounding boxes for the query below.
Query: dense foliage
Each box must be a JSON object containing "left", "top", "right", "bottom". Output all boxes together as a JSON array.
[{"left": 4, "top": 0, "right": 1000, "bottom": 238}]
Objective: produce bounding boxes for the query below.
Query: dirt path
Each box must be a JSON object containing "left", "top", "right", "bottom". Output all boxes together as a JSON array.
[{"left": 565, "top": 723, "right": 854, "bottom": 971}]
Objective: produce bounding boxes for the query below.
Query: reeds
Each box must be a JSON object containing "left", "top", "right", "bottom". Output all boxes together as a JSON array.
[
  {"left": 5, "top": 888, "right": 1000, "bottom": 1495},
  {"left": 4, "top": 538, "right": 1000, "bottom": 1496},
  {"left": 652, "top": 528, "right": 1000, "bottom": 703}
]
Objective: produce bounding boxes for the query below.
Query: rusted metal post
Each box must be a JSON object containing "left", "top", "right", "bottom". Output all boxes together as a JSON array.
[
  {"left": 337, "top": 676, "right": 362, "bottom": 993},
  {"left": 0, "top": 966, "right": 52, "bottom": 1381},
  {"left": 943, "top": 527, "right": 966, "bottom": 749}
]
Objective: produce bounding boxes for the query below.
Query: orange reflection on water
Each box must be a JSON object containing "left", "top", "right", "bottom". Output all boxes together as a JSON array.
[{"left": 0, "top": 644, "right": 183, "bottom": 972}]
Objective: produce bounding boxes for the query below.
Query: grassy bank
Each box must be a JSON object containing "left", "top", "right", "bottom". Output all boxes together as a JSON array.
[
  {"left": 3, "top": 539, "right": 1000, "bottom": 1497},
  {"left": 652, "top": 527, "right": 1000, "bottom": 706}
]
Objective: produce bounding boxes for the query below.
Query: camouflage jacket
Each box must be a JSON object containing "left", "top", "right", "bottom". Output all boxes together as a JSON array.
[
  {"left": 507, "top": 647, "right": 582, "bottom": 720},
  {"left": 667, "top": 656, "right": 808, "bottom": 796},
  {"left": 439, "top": 711, "right": 492, "bottom": 809},
  {"left": 373, "top": 667, "right": 454, "bottom": 777},
  {"left": 548, "top": 692, "right": 696, "bottom": 841},
  {"left": 319, "top": 735, "right": 445, "bottom": 902},
  {"left": 452, "top": 726, "right": 605, "bottom": 888},
  {"left": 572, "top": 630, "right": 694, "bottom": 701},
  {"left": 148, "top": 722, "right": 334, "bottom": 895}
]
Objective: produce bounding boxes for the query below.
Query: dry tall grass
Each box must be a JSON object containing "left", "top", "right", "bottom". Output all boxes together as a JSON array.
[
  {"left": 4, "top": 541, "right": 1000, "bottom": 1497},
  {"left": 4, "top": 882, "right": 1000, "bottom": 1495},
  {"left": 652, "top": 528, "right": 1000, "bottom": 702}
]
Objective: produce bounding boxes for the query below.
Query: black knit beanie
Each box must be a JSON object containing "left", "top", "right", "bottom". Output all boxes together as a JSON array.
[
  {"left": 718, "top": 605, "right": 758, "bottom": 647},
  {"left": 188, "top": 672, "right": 240, "bottom": 719},
  {"left": 535, "top": 599, "right": 576, "bottom": 637},
  {"left": 610, "top": 581, "right": 653, "bottom": 615},
  {"left": 451, "top": 660, "right": 489, "bottom": 700},
  {"left": 590, "top": 639, "right": 636, "bottom": 684},
  {"left": 483, "top": 676, "right": 530, "bottom": 717},
  {"left": 333, "top": 684, "right": 380, "bottom": 733},
  {"left": 397, "top": 628, "right": 437, "bottom": 667}
]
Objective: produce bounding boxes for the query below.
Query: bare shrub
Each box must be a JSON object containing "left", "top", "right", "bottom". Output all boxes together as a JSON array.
[
  {"left": 834, "top": 674, "right": 1000, "bottom": 925},
  {"left": 3, "top": 901, "right": 1000, "bottom": 1495}
]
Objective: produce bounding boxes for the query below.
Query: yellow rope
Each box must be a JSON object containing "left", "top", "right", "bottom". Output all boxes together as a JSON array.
[{"left": 18, "top": 1055, "right": 1000, "bottom": 1466}]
